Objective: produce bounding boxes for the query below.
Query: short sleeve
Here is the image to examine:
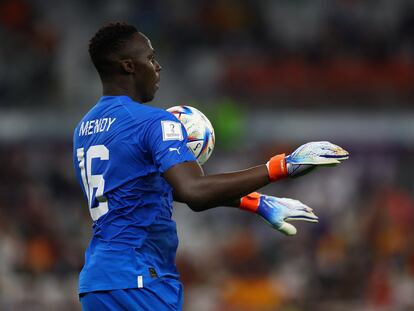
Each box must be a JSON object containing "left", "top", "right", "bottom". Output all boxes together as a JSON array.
[{"left": 143, "top": 110, "right": 197, "bottom": 173}]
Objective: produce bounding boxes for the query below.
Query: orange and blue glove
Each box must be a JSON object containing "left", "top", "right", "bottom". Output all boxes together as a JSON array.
[
  {"left": 266, "top": 141, "right": 349, "bottom": 181},
  {"left": 240, "top": 192, "right": 318, "bottom": 235}
]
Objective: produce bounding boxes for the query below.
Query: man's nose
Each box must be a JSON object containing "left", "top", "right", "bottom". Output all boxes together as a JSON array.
[{"left": 156, "top": 60, "right": 162, "bottom": 72}]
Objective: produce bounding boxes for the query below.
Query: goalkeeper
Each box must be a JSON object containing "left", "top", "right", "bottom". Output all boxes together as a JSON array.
[{"left": 75, "top": 22, "right": 349, "bottom": 311}]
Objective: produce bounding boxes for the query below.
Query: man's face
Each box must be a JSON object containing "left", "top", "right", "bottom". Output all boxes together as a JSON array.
[{"left": 127, "top": 33, "right": 161, "bottom": 103}]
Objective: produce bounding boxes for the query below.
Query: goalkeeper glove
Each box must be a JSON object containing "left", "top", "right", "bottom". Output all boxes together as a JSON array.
[
  {"left": 240, "top": 192, "right": 318, "bottom": 235},
  {"left": 266, "top": 141, "right": 349, "bottom": 180}
]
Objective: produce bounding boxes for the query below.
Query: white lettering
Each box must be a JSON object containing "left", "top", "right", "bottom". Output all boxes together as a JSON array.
[
  {"left": 79, "top": 121, "right": 89, "bottom": 136},
  {"left": 107, "top": 118, "right": 116, "bottom": 131},
  {"left": 78, "top": 117, "right": 116, "bottom": 136},
  {"left": 99, "top": 118, "right": 108, "bottom": 132},
  {"left": 94, "top": 119, "right": 101, "bottom": 133},
  {"left": 87, "top": 120, "right": 95, "bottom": 135}
]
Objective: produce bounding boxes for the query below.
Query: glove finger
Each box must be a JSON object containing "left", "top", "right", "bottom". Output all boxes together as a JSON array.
[
  {"left": 310, "top": 157, "right": 342, "bottom": 165},
  {"left": 294, "top": 206, "right": 314, "bottom": 213},
  {"left": 288, "top": 157, "right": 341, "bottom": 165},
  {"left": 320, "top": 153, "right": 349, "bottom": 160},
  {"left": 277, "top": 198, "right": 314, "bottom": 213},
  {"left": 285, "top": 211, "right": 319, "bottom": 223},
  {"left": 318, "top": 142, "right": 349, "bottom": 159},
  {"left": 285, "top": 216, "right": 319, "bottom": 223},
  {"left": 277, "top": 198, "right": 312, "bottom": 210},
  {"left": 277, "top": 222, "right": 297, "bottom": 236},
  {"left": 277, "top": 197, "right": 306, "bottom": 205},
  {"left": 315, "top": 158, "right": 342, "bottom": 165}
]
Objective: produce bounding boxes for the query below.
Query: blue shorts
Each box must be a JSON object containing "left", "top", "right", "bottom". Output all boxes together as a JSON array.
[{"left": 80, "top": 278, "right": 183, "bottom": 311}]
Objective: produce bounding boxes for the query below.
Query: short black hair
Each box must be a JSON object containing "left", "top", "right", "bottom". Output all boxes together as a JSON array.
[{"left": 89, "top": 22, "right": 138, "bottom": 77}]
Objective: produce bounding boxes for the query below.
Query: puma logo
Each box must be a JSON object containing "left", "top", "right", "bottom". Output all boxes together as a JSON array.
[{"left": 169, "top": 147, "right": 181, "bottom": 154}]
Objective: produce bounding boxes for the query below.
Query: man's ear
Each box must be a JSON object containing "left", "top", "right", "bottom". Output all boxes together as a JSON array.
[{"left": 120, "top": 59, "right": 135, "bottom": 73}]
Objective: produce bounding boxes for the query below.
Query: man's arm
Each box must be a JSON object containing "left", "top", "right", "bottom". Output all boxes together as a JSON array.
[
  {"left": 166, "top": 163, "right": 319, "bottom": 235},
  {"left": 165, "top": 161, "right": 269, "bottom": 211},
  {"left": 165, "top": 141, "right": 349, "bottom": 212}
]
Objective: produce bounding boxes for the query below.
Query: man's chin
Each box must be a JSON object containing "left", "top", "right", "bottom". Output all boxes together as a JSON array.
[{"left": 141, "top": 93, "right": 155, "bottom": 103}]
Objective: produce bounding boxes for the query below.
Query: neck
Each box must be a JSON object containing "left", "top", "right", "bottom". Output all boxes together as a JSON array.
[{"left": 102, "top": 82, "right": 143, "bottom": 103}]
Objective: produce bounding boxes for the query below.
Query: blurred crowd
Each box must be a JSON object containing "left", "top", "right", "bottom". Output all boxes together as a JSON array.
[
  {"left": 1, "top": 0, "right": 414, "bottom": 310},
  {"left": 1, "top": 0, "right": 414, "bottom": 108},
  {"left": 0, "top": 141, "right": 413, "bottom": 310}
]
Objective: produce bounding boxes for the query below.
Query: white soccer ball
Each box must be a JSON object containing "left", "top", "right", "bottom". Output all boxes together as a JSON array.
[{"left": 167, "top": 105, "right": 215, "bottom": 165}]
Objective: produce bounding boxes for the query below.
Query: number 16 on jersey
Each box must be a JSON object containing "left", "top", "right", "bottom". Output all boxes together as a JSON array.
[{"left": 76, "top": 145, "right": 109, "bottom": 221}]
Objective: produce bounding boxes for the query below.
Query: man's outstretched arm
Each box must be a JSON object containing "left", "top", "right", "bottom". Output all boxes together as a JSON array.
[
  {"left": 165, "top": 141, "right": 349, "bottom": 212},
  {"left": 165, "top": 161, "right": 269, "bottom": 211},
  {"left": 166, "top": 162, "right": 320, "bottom": 236}
]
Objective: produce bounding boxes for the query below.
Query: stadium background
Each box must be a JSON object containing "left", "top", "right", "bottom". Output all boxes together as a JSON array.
[{"left": 1, "top": 0, "right": 414, "bottom": 310}]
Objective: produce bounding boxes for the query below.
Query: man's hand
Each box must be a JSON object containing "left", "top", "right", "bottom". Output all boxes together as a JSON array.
[
  {"left": 267, "top": 141, "right": 349, "bottom": 180},
  {"left": 240, "top": 192, "right": 318, "bottom": 235},
  {"left": 286, "top": 141, "right": 349, "bottom": 177}
]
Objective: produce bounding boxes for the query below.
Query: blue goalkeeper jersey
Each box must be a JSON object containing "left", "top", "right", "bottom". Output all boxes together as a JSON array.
[{"left": 73, "top": 95, "right": 196, "bottom": 293}]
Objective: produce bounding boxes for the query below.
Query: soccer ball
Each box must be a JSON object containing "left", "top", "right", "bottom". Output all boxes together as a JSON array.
[{"left": 167, "top": 105, "right": 215, "bottom": 165}]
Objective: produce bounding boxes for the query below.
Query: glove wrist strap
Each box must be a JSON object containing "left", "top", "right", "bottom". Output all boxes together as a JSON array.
[
  {"left": 266, "top": 153, "right": 288, "bottom": 181},
  {"left": 239, "top": 192, "right": 261, "bottom": 213}
]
